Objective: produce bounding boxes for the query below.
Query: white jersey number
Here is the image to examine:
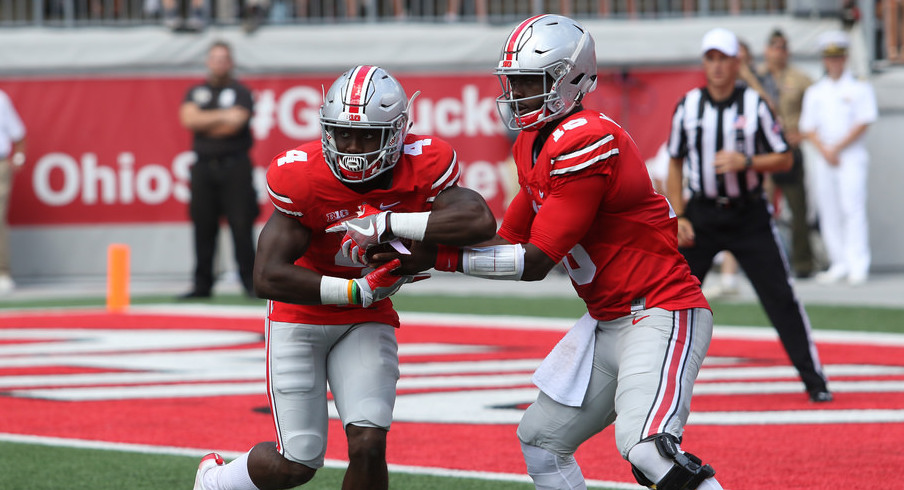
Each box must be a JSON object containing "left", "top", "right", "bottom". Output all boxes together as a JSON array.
[
  {"left": 562, "top": 244, "right": 596, "bottom": 286},
  {"left": 277, "top": 150, "right": 307, "bottom": 166}
]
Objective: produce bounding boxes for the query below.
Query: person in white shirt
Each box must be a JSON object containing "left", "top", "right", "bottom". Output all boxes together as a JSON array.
[
  {"left": 0, "top": 89, "right": 27, "bottom": 295},
  {"left": 799, "top": 30, "right": 878, "bottom": 286}
]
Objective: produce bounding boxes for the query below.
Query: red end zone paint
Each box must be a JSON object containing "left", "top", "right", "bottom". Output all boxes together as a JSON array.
[{"left": 1, "top": 311, "right": 902, "bottom": 489}]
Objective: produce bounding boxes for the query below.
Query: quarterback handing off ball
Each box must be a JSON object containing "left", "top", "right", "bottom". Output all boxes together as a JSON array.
[{"left": 365, "top": 238, "right": 414, "bottom": 264}]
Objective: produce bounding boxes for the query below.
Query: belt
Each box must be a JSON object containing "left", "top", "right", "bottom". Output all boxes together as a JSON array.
[{"left": 691, "top": 195, "right": 760, "bottom": 210}]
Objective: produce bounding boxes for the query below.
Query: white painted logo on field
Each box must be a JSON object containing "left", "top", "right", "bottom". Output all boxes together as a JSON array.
[{"left": 3, "top": 317, "right": 904, "bottom": 426}]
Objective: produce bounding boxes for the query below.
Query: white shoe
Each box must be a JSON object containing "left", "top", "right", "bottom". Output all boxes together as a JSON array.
[
  {"left": 193, "top": 452, "right": 224, "bottom": 490},
  {"left": 815, "top": 268, "right": 846, "bottom": 285},
  {"left": 0, "top": 274, "right": 15, "bottom": 295},
  {"left": 848, "top": 272, "right": 868, "bottom": 286},
  {"left": 702, "top": 283, "right": 739, "bottom": 299}
]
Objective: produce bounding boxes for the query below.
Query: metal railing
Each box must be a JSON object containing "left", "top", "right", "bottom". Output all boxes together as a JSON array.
[{"left": 0, "top": 0, "right": 809, "bottom": 27}]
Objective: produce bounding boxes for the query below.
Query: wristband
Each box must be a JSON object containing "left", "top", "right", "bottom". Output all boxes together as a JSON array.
[
  {"left": 434, "top": 245, "right": 460, "bottom": 272},
  {"left": 389, "top": 212, "right": 430, "bottom": 241},
  {"left": 11, "top": 152, "right": 25, "bottom": 167},
  {"left": 744, "top": 156, "right": 753, "bottom": 169},
  {"left": 320, "top": 275, "right": 359, "bottom": 305},
  {"left": 461, "top": 244, "right": 525, "bottom": 280}
]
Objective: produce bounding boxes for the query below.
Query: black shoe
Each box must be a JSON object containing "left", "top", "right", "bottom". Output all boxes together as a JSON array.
[
  {"left": 809, "top": 390, "right": 833, "bottom": 403},
  {"left": 179, "top": 290, "right": 211, "bottom": 300}
]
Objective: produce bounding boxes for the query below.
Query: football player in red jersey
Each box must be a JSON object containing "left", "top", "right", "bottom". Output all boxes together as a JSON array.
[
  {"left": 191, "top": 65, "right": 495, "bottom": 490},
  {"left": 374, "top": 15, "right": 723, "bottom": 490}
]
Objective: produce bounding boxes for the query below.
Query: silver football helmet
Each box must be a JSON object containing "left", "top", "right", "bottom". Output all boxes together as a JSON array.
[
  {"left": 320, "top": 65, "right": 411, "bottom": 183},
  {"left": 495, "top": 15, "right": 598, "bottom": 131}
]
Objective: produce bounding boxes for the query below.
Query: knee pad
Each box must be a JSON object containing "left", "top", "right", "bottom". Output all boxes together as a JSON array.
[
  {"left": 520, "top": 442, "right": 586, "bottom": 490},
  {"left": 628, "top": 434, "right": 715, "bottom": 490},
  {"left": 282, "top": 432, "right": 326, "bottom": 468}
]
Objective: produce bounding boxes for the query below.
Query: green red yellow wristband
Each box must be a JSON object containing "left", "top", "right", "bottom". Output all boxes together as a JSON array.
[
  {"left": 320, "top": 275, "right": 361, "bottom": 306},
  {"left": 347, "top": 280, "right": 361, "bottom": 305}
]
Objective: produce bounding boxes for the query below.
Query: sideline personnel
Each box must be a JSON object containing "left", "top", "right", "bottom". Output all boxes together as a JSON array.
[
  {"left": 0, "top": 88, "right": 26, "bottom": 295},
  {"left": 665, "top": 28, "right": 831, "bottom": 403},
  {"left": 800, "top": 30, "right": 878, "bottom": 286},
  {"left": 179, "top": 40, "right": 259, "bottom": 298}
]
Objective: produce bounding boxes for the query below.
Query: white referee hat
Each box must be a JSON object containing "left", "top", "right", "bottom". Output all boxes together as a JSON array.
[{"left": 701, "top": 28, "right": 739, "bottom": 57}]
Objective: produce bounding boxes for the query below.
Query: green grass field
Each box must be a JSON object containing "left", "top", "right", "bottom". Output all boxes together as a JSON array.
[{"left": 2, "top": 291, "right": 903, "bottom": 489}]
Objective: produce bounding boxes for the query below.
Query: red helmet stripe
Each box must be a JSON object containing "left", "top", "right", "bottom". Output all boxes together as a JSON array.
[
  {"left": 502, "top": 14, "right": 549, "bottom": 62},
  {"left": 344, "top": 65, "right": 378, "bottom": 114}
]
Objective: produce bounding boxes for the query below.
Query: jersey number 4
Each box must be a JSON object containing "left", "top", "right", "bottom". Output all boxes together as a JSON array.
[{"left": 277, "top": 150, "right": 308, "bottom": 166}]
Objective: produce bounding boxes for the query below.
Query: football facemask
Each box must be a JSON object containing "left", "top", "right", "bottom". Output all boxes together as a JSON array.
[
  {"left": 320, "top": 65, "right": 412, "bottom": 183},
  {"left": 494, "top": 14, "right": 598, "bottom": 131}
]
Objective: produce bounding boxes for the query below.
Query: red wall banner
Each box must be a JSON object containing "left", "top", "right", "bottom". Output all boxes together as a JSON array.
[{"left": 2, "top": 68, "right": 703, "bottom": 226}]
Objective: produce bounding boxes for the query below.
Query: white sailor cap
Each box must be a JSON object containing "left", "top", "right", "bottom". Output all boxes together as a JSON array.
[{"left": 818, "top": 30, "right": 849, "bottom": 57}]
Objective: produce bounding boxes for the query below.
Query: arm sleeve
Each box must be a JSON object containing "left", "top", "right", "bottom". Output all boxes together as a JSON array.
[
  {"left": 497, "top": 189, "right": 534, "bottom": 245},
  {"left": 853, "top": 83, "right": 878, "bottom": 125},
  {"left": 0, "top": 92, "right": 25, "bottom": 141},
  {"left": 265, "top": 151, "right": 307, "bottom": 218},
  {"left": 756, "top": 97, "right": 788, "bottom": 153},
  {"left": 527, "top": 175, "right": 606, "bottom": 263},
  {"left": 428, "top": 146, "right": 461, "bottom": 203},
  {"left": 798, "top": 89, "right": 815, "bottom": 133},
  {"left": 182, "top": 85, "right": 197, "bottom": 105},
  {"left": 666, "top": 97, "right": 688, "bottom": 159},
  {"left": 237, "top": 83, "right": 254, "bottom": 112}
]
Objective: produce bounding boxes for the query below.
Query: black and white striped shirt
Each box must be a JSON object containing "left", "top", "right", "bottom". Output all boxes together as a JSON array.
[{"left": 667, "top": 85, "right": 787, "bottom": 200}]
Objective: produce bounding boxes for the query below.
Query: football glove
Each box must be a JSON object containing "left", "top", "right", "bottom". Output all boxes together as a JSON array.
[
  {"left": 327, "top": 203, "right": 394, "bottom": 265},
  {"left": 352, "top": 259, "right": 430, "bottom": 307}
]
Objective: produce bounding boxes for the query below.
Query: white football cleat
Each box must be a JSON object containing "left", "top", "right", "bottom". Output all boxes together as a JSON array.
[{"left": 193, "top": 452, "right": 224, "bottom": 490}]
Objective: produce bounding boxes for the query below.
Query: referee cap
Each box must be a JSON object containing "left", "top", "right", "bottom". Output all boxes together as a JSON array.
[
  {"left": 818, "top": 30, "right": 849, "bottom": 57},
  {"left": 701, "top": 28, "right": 739, "bottom": 57}
]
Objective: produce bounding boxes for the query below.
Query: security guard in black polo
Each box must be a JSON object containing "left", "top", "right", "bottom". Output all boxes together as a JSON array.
[
  {"left": 665, "top": 28, "right": 832, "bottom": 403},
  {"left": 179, "top": 40, "right": 259, "bottom": 298}
]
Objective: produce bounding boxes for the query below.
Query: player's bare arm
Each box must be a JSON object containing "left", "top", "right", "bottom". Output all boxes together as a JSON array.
[
  {"left": 339, "top": 185, "right": 496, "bottom": 268},
  {"left": 666, "top": 156, "right": 695, "bottom": 247},
  {"left": 252, "top": 210, "right": 320, "bottom": 304},
  {"left": 255, "top": 210, "right": 419, "bottom": 307},
  {"left": 367, "top": 186, "right": 496, "bottom": 274},
  {"left": 413, "top": 185, "right": 496, "bottom": 246}
]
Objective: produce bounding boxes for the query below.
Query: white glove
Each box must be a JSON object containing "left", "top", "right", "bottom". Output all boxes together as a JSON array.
[{"left": 326, "top": 203, "right": 393, "bottom": 265}]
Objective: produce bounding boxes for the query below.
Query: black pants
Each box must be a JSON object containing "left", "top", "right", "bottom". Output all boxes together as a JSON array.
[
  {"left": 773, "top": 147, "right": 814, "bottom": 276},
  {"left": 189, "top": 154, "right": 259, "bottom": 295},
  {"left": 681, "top": 196, "right": 828, "bottom": 394}
]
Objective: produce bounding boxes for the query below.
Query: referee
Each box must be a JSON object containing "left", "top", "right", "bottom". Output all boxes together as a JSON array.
[{"left": 665, "top": 28, "right": 832, "bottom": 403}]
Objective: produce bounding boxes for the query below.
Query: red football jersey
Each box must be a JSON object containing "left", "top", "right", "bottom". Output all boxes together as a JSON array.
[
  {"left": 498, "top": 109, "right": 709, "bottom": 321},
  {"left": 265, "top": 134, "right": 460, "bottom": 327}
]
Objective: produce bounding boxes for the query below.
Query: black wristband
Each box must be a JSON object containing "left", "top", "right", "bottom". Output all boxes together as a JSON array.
[{"left": 744, "top": 156, "right": 753, "bottom": 169}]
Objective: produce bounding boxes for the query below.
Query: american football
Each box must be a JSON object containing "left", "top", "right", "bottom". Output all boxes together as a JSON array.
[{"left": 365, "top": 238, "right": 414, "bottom": 263}]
